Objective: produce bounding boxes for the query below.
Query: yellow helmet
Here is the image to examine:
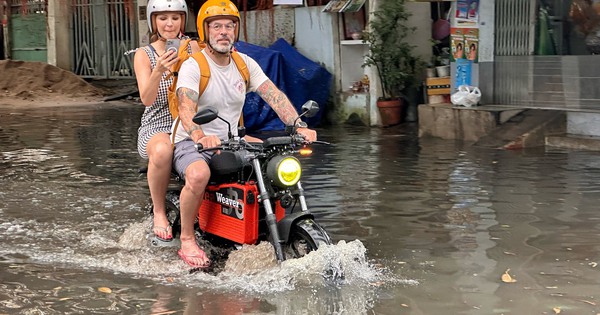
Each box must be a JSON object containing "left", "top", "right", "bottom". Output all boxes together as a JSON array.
[{"left": 197, "top": 0, "right": 241, "bottom": 43}]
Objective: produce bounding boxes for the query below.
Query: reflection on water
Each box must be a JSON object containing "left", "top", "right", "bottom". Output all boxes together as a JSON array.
[{"left": 1, "top": 102, "right": 600, "bottom": 314}]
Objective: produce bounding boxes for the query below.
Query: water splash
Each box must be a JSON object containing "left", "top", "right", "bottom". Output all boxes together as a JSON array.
[
  {"left": 199, "top": 239, "right": 388, "bottom": 294},
  {"left": 2, "top": 216, "right": 409, "bottom": 296}
]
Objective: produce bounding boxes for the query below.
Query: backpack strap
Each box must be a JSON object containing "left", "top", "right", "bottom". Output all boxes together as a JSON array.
[
  {"left": 231, "top": 51, "right": 249, "bottom": 127},
  {"left": 190, "top": 52, "right": 211, "bottom": 97},
  {"left": 231, "top": 51, "right": 250, "bottom": 91},
  {"left": 147, "top": 44, "right": 159, "bottom": 57}
]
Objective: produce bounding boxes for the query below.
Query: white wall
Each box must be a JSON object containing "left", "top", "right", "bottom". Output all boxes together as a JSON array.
[{"left": 294, "top": 6, "right": 337, "bottom": 77}]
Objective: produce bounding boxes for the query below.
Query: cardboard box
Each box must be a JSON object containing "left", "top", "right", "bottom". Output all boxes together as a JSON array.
[{"left": 426, "top": 77, "right": 451, "bottom": 95}]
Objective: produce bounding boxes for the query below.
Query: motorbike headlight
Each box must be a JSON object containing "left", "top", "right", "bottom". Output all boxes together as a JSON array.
[{"left": 267, "top": 156, "right": 302, "bottom": 187}]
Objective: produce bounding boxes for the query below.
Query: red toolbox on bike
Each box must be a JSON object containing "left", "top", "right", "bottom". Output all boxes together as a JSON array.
[{"left": 198, "top": 182, "right": 285, "bottom": 244}]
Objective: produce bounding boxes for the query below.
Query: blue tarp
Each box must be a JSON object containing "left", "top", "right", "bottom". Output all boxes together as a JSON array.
[{"left": 234, "top": 39, "right": 332, "bottom": 132}]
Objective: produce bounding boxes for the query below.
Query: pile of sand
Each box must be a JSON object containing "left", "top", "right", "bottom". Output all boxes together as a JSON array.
[{"left": 0, "top": 60, "right": 105, "bottom": 105}]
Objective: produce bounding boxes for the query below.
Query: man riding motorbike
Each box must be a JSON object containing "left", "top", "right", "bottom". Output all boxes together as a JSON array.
[{"left": 171, "top": 0, "right": 317, "bottom": 268}]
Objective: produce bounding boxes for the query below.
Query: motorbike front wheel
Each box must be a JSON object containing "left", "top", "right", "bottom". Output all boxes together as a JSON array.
[{"left": 285, "top": 218, "right": 331, "bottom": 258}]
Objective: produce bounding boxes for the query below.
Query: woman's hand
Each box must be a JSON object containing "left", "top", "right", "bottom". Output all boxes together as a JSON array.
[{"left": 155, "top": 49, "right": 179, "bottom": 73}]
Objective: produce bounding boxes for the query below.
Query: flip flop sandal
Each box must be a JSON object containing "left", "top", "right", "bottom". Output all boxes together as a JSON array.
[
  {"left": 153, "top": 225, "right": 173, "bottom": 242},
  {"left": 178, "top": 249, "right": 210, "bottom": 269}
]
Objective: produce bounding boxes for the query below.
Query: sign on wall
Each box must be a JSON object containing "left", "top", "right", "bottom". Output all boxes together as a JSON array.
[{"left": 455, "top": 0, "right": 479, "bottom": 26}]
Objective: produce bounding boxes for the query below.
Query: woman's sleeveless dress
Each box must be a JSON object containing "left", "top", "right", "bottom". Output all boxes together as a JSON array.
[{"left": 137, "top": 43, "right": 192, "bottom": 160}]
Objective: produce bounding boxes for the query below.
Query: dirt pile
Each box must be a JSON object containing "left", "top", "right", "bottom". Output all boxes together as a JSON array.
[{"left": 0, "top": 60, "right": 105, "bottom": 105}]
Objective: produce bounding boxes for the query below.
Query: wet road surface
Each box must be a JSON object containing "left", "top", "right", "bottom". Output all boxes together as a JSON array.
[{"left": 1, "top": 101, "right": 599, "bottom": 314}]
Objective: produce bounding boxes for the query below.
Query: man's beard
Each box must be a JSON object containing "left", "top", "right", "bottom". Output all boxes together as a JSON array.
[{"left": 209, "top": 37, "right": 233, "bottom": 54}]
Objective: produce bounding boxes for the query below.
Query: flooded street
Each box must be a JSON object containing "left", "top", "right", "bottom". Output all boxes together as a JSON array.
[{"left": 1, "top": 101, "right": 600, "bottom": 314}]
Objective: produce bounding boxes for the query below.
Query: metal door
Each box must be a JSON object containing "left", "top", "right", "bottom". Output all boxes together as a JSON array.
[
  {"left": 8, "top": 0, "right": 47, "bottom": 62},
  {"left": 494, "top": 0, "right": 536, "bottom": 105},
  {"left": 72, "top": 0, "right": 137, "bottom": 79},
  {"left": 495, "top": 0, "right": 536, "bottom": 56}
]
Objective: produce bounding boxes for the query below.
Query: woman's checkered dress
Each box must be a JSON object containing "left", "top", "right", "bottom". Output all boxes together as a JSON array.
[{"left": 136, "top": 46, "right": 174, "bottom": 160}]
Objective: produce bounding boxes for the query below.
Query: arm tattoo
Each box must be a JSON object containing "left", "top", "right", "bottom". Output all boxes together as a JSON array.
[
  {"left": 177, "top": 87, "right": 203, "bottom": 139},
  {"left": 256, "top": 79, "right": 298, "bottom": 125}
]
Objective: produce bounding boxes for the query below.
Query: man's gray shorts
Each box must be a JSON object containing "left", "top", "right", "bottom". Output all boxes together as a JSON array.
[{"left": 173, "top": 139, "right": 213, "bottom": 180}]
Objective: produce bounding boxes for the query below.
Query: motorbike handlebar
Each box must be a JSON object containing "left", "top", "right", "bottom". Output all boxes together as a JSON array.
[
  {"left": 311, "top": 140, "right": 331, "bottom": 146},
  {"left": 195, "top": 141, "right": 228, "bottom": 153},
  {"left": 194, "top": 135, "right": 327, "bottom": 153}
]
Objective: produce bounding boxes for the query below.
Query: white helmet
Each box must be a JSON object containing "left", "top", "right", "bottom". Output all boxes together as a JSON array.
[{"left": 146, "top": 0, "right": 188, "bottom": 34}]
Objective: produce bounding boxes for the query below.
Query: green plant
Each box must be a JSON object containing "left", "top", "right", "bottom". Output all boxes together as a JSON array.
[{"left": 362, "top": 0, "right": 423, "bottom": 100}]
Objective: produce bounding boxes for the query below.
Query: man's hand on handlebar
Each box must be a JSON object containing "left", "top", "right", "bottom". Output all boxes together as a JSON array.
[
  {"left": 197, "top": 135, "right": 221, "bottom": 150},
  {"left": 296, "top": 128, "right": 317, "bottom": 143}
]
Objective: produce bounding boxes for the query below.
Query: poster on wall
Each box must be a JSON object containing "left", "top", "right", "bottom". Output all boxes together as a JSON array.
[
  {"left": 455, "top": 0, "right": 479, "bottom": 26},
  {"left": 322, "top": 0, "right": 365, "bottom": 13},
  {"left": 455, "top": 58, "right": 472, "bottom": 87},
  {"left": 464, "top": 30, "right": 479, "bottom": 62},
  {"left": 343, "top": 0, "right": 366, "bottom": 12},
  {"left": 322, "top": 0, "right": 350, "bottom": 12},
  {"left": 451, "top": 27, "right": 479, "bottom": 87},
  {"left": 450, "top": 29, "right": 465, "bottom": 62},
  {"left": 451, "top": 28, "right": 478, "bottom": 62}
]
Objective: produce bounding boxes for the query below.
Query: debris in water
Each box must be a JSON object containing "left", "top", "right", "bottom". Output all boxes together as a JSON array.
[
  {"left": 501, "top": 269, "right": 516, "bottom": 283},
  {"left": 98, "top": 287, "right": 112, "bottom": 294}
]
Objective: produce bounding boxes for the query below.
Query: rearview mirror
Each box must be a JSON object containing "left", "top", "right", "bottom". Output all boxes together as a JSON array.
[
  {"left": 192, "top": 106, "right": 218, "bottom": 125},
  {"left": 301, "top": 100, "right": 319, "bottom": 118}
]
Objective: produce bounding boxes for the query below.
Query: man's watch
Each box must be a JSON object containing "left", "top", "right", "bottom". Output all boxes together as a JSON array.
[{"left": 296, "top": 121, "right": 308, "bottom": 128}]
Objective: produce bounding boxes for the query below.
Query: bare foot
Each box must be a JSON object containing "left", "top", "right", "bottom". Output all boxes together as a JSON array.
[
  {"left": 153, "top": 212, "right": 172, "bottom": 241},
  {"left": 178, "top": 240, "right": 210, "bottom": 268}
]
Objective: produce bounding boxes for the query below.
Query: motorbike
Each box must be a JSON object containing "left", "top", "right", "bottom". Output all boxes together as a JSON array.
[{"left": 144, "top": 101, "right": 332, "bottom": 264}]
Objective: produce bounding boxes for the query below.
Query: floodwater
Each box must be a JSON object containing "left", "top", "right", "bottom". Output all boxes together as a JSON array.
[{"left": 0, "top": 101, "right": 599, "bottom": 315}]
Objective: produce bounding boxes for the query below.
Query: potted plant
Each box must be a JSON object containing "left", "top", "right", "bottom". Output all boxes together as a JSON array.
[{"left": 362, "top": 0, "right": 423, "bottom": 126}]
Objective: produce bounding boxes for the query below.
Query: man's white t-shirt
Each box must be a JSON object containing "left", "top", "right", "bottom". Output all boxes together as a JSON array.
[{"left": 171, "top": 50, "right": 269, "bottom": 143}]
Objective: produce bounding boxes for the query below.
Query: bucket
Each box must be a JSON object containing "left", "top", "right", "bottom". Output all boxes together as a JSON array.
[
  {"left": 426, "top": 68, "right": 437, "bottom": 78},
  {"left": 377, "top": 99, "right": 403, "bottom": 126},
  {"left": 436, "top": 65, "right": 450, "bottom": 77}
]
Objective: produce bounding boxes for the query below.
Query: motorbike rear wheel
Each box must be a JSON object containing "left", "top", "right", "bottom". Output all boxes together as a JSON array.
[{"left": 286, "top": 218, "right": 331, "bottom": 258}]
